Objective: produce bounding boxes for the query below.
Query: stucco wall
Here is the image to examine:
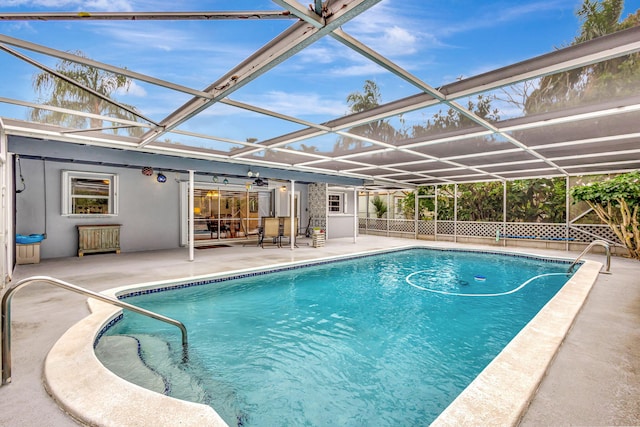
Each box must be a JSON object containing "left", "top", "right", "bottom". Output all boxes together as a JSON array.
[
  {"left": 327, "top": 188, "right": 358, "bottom": 239},
  {"left": 15, "top": 158, "right": 181, "bottom": 259},
  {"left": 14, "top": 158, "right": 317, "bottom": 259},
  {"left": 328, "top": 215, "right": 357, "bottom": 239}
]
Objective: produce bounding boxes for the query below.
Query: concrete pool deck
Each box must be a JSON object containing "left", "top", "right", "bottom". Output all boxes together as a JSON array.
[{"left": 1, "top": 236, "right": 638, "bottom": 426}]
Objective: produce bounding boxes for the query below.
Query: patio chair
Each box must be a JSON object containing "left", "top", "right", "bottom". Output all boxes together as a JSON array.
[
  {"left": 205, "top": 218, "right": 218, "bottom": 239},
  {"left": 261, "top": 217, "right": 281, "bottom": 248},
  {"left": 281, "top": 217, "right": 299, "bottom": 248}
]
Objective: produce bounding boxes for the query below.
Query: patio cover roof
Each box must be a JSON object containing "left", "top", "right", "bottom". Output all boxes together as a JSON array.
[{"left": 1, "top": 0, "right": 639, "bottom": 189}]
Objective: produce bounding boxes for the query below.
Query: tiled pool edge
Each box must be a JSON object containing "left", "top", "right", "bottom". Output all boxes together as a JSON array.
[
  {"left": 110, "top": 245, "right": 575, "bottom": 301},
  {"left": 430, "top": 260, "right": 601, "bottom": 426}
]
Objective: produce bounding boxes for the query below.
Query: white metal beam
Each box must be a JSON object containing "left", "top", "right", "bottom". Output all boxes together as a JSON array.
[
  {"left": 0, "top": 11, "right": 297, "bottom": 21},
  {"left": 0, "top": 35, "right": 213, "bottom": 100},
  {"left": 0, "top": 43, "right": 159, "bottom": 126},
  {"left": 0, "top": 97, "right": 150, "bottom": 129}
]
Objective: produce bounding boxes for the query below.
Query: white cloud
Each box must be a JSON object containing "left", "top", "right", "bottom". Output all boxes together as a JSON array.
[
  {"left": 346, "top": 0, "right": 434, "bottom": 57},
  {"left": 5, "top": 21, "right": 35, "bottom": 33},
  {"left": 115, "top": 80, "right": 146, "bottom": 97},
  {"left": 218, "top": 91, "right": 347, "bottom": 118},
  {"left": 2, "top": 0, "right": 133, "bottom": 11},
  {"left": 91, "top": 23, "right": 190, "bottom": 52},
  {"left": 380, "top": 26, "right": 417, "bottom": 54},
  {"left": 294, "top": 45, "right": 338, "bottom": 65},
  {"left": 328, "top": 62, "right": 387, "bottom": 78},
  {"left": 438, "top": 0, "right": 574, "bottom": 36},
  {"left": 83, "top": 0, "right": 133, "bottom": 11}
]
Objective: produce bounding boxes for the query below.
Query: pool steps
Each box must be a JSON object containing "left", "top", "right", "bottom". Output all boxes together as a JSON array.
[
  {"left": 95, "top": 336, "right": 166, "bottom": 394},
  {"left": 96, "top": 334, "right": 209, "bottom": 404},
  {"left": 136, "top": 334, "right": 209, "bottom": 403}
]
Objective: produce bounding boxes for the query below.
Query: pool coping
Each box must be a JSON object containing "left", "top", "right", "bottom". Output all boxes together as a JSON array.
[
  {"left": 43, "top": 246, "right": 601, "bottom": 426},
  {"left": 431, "top": 258, "right": 601, "bottom": 426}
]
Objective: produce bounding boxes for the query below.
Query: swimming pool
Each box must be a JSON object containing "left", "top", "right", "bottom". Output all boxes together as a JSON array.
[{"left": 97, "top": 248, "right": 574, "bottom": 426}]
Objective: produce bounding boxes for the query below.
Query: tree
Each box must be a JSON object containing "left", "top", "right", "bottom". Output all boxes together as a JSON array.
[
  {"left": 411, "top": 94, "right": 500, "bottom": 138},
  {"left": 436, "top": 185, "right": 456, "bottom": 220},
  {"left": 346, "top": 79, "right": 381, "bottom": 113},
  {"left": 507, "top": 178, "right": 566, "bottom": 223},
  {"left": 399, "top": 187, "right": 434, "bottom": 220},
  {"left": 31, "top": 50, "right": 143, "bottom": 136},
  {"left": 334, "top": 80, "right": 399, "bottom": 152},
  {"left": 525, "top": 0, "right": 640, "bottom": 114},
  {"left": 457, "top": 182, "right": 504, "bottom": 222},
  {"left": 570, "top": 171, "right": 640, "bottom": 259}
]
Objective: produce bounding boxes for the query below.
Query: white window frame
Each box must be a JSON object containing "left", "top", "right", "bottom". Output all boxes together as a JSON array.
[
  {"left": 328, "top": 192, "right": 346, "bottom": 214},
  {"left": 62, "top": 170, "right": 118, "bottom": 216}
]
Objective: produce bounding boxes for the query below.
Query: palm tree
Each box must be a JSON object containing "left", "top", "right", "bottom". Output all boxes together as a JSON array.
[
  {"left": 31, "top": 50, "right": 142, "bottom": 136},
  {"left": 371, "top": 195, "right": 388, "bottom": 218}
]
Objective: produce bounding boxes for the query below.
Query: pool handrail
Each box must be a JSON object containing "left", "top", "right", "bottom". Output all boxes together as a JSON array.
[
  {"left": 567, "top": 239, "right": 611, "bottom": 274},
  {"left": 1, "top": 275, "right": 188, "bottom": 386}
]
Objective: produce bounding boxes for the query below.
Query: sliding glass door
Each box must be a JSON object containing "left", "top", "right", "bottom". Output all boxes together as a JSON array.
[{"left": 187, "top": 184, "right": 273, "bottom": 243}]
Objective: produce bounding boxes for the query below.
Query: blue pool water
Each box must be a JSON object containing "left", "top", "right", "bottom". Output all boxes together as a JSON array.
[{"left": 102, "top": 248, "right": 573, "bottom": 426}]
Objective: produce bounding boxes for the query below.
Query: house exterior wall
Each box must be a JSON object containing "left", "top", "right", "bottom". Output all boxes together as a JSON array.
[
  {"left": 327, "top": 188, "right": 357, "bottom": 239},
  {"left": 15, "top": 158, "right": 180, "bottom": 259},
  {"left": 307, "top": 183, "right": 360, "bottom": 239},
  {"left": 328, "top": 215, "right": 356, "bottom": 238},
  {"left": 8, "top": 137, "right": 363, "bottom": 259}
]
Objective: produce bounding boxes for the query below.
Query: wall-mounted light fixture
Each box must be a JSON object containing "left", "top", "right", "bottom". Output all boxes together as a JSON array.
[
  {"left": 247, "top": 170, "right": 259, "bottom": 178},
  {"left": 223, "top": 178, "right": 229, "bottom": 185},
  {"left": 157, "top": 173, "right": 167, "bottom": 183},
  {"left": 280, "top": 185, "right": 287, "bottom": 192},
  {"left": 212, "top": 175, "right": 219, "bottom": 183}
]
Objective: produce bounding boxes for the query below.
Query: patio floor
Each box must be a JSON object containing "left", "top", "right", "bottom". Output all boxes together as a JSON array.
[{"left": 1, "top": 235, "right": 638, "bottom": 426}]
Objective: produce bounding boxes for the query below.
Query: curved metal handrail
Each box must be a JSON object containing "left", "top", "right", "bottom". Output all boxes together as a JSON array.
[
  {"left": 567, "top": 240, "right": 611, "bottom": 274},
  {"left": 2, "top": 275, "right": 188, "bottom": 385}
]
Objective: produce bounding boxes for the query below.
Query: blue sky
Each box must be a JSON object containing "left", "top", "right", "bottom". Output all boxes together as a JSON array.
[{"left": 1, "top": 0, "right": 639, "bottom": 151}]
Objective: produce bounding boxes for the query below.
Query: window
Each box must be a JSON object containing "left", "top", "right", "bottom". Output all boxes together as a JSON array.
[
  {"left": 328, "top": 193, "right": 344, "bottom": 213},
  {"left": 62, "top": 171, "right": 118, "bottom": 216}
]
